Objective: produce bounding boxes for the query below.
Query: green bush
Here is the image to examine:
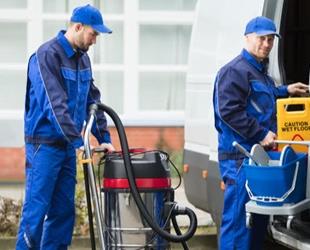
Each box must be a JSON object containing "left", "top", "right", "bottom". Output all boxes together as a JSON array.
[
  {"left": 0, "top": 165, "right": 92, "bottom": 237},
  {"left": 74, "top": 164, "right": 90, "bottom": 236},
  {"left": 0, "top": 196, "right": 22, "bottom": 236},
  {"left": 0, "top": 148, "right": 183, "bottom": 237}
]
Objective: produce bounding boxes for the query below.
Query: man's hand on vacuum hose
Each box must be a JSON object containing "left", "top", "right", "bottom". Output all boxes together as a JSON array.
[{"left": 260, "top": 130, "right": 277, "bottom": 150}]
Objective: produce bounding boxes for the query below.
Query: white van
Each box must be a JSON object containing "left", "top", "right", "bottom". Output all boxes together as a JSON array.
[{"left": 183, "top": 0, "right": 310, "bottom": 249}]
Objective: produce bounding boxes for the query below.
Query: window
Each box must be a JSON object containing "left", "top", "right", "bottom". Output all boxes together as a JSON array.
[
  {"left": 139, "top": 0, "right": 196, "bottom": 11},
  {"left": 138, "top": 23, "right": 192, "bottom": 114},
  {"left": 139, "top": 25, "right": 191, "bottom": 65},
  {"left": 0, "top": 0, "right": 197, "bottom": 128},
  {"left": 101, "top": 0, "right": 123, "bottom": 14},
  {"left": 43, "top": 0, "right": 90, "bottom": 13},
  {"left": 43, "top": 21, "right": 68, "bottom": 41},
  {"left": 0, "top": 0, "right": 27, "bottom": 9},
  {"left": 93, "top": 71, "right": 124, "bottom": 113},
  {"left": 0, "top": 22, "right": 27, "bottom": 63},
  {"left": 94, "top": 21, "right": 124, "bottom": 64},
  {"left": 139, "top": 72, "right": 185, "bottom": 110},
  {"left": 0, "top": 71, "right": 26, "bottom": 110}
]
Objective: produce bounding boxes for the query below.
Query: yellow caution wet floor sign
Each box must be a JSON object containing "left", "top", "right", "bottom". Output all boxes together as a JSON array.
[{"left": 277, "top": 97, "right": 310, "bottom": 152}]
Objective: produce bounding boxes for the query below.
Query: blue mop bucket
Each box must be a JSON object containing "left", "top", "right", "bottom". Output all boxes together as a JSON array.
[{"left": 243, "top": 150, "right": 307, "bottom": 206}]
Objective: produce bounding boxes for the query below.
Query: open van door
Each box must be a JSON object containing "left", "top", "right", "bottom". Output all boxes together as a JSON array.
[{"left": 184, "top": 0, "right": 310, "bottom": 248}]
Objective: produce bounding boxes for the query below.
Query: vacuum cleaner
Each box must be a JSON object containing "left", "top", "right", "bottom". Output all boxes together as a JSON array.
[{"left": 81, "top": 103, "right": 198, "bottom": 250}]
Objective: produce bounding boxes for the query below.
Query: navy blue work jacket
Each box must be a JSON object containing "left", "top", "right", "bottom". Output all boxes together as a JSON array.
[
  {"left": 213, "top": 49, "right": 288, "bottom": 160},
  {"left": 24, "top": 31, "right": 111, "bottom": 148}
]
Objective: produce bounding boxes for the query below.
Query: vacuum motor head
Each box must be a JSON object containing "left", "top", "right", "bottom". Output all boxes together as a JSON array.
[{"left": 102, "top": 150, "right": 171, "bottom": 189}]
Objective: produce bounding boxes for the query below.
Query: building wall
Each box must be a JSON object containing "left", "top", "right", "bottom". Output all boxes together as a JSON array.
[
  {"left": 109, "top": 126, "right": 184, "bottom": 151},
  {"left": 0, "top": 0, "right": 195, "bottom": 182},
  {"left": 0, "top": 127, "right": 184, "bottom": 182},
  {"left": 0, "top": 0, "right": 196, "bottom": 140}
]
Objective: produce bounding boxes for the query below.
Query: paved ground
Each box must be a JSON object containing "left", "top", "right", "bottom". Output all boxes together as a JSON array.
[
  {"left": 68, "top": 235, "right": 217, "bottom": 250},
  {"left": 172, "top": 178, "right": 214, "bottom": 228},
  {"left": 66, "top": 178, "right": 289, "bottom": 250},
  {"left": 0, "top": 178, "right": 291, "bottom": 249},
  {"left": 0, "top": 235, "right": 292, "bottom": 250},
  {"left": 67, "top": 178, "right": 216, "bottom": 250}
]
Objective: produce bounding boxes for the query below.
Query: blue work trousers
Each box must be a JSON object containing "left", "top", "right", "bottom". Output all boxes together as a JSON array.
[
  {"left": 219, "top": 159, "right": 268, "bottom": 250},
  {"left": 16, "top": 143, "right": 77, "bottom": 250}
]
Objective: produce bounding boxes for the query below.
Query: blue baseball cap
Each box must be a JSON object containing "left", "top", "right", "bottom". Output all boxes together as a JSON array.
[
  {"left": 244, "top": 16, "right": 280, "bottom": 38},
  {"left": 70, "top": 4, "right": 112, "bottom": 34}
]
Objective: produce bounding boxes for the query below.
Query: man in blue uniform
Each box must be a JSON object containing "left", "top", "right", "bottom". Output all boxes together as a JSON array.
[
  {"left": 16, "top": 4, "right": 115, "bottom": 249},
  {"left": 213, "top": 16, "right": 308, "bottom": 250}
]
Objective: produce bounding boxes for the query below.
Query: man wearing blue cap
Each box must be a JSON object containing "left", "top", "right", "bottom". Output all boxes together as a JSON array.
[
  {"left": 16, "top": 4, "right": 114, "bottom": 249},
  {"left": 213, "top": 16, "right": 308, "bottom": 250}
]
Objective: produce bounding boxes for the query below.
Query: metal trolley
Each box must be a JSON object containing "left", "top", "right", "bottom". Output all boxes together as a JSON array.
[
  {"left": 244, "top": 140, "right": 310, "bottom": 249},
  {"left": 80, "top": 104, "right": 197, "bottom": 250}
]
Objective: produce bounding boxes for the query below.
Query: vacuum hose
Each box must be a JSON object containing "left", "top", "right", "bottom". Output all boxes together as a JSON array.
[{"left": 95, "top": 103, "right": 197, "bottom": 243}]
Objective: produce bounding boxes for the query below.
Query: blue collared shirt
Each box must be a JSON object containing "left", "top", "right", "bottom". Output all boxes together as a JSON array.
[
  {"left": 24, "top": 30, "right": 111, "bottom": 148},
  {"left": 213, "top": 49, "right": 288, "bottom": 159},
  {"left": 57, "top": 30, "right": 76, "bottom": 58}
]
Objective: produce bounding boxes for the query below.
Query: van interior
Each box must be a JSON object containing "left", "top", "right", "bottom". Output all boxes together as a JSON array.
[{"left": 281, "top": 0, "right": 310, "bottom": 85}]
